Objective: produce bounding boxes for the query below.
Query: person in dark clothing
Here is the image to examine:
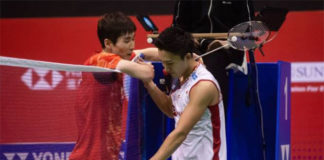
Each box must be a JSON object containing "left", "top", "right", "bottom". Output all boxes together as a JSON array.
[{"left": 172, "top": 0, "right": 255, "bottom": 111}]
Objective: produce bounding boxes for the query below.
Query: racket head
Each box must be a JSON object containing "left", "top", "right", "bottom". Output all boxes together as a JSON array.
[{"left": 227, "top": 21, "right": 270, "bottom": 51}]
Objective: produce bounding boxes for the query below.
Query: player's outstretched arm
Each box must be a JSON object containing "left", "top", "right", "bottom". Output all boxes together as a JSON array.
[
  {"left": 134, "top": 47, "right": 160, "bottom": 61},
  {"left": 116, "top": 59, "right": 154, "bottom": 82}
]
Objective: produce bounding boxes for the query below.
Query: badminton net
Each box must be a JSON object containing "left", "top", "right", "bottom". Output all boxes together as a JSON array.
[{"left": 0, "top": 56, "right": 141, "bottom": 160}]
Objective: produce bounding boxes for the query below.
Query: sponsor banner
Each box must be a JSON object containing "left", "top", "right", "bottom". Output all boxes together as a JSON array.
[
  {"left": 291, "top": 62, "right": 324, "bottom": 93},
  {"left": 0, "top": 143, "right": 75, "bottom": 160},
  {"left": 291, "top": 82, "right": 324, "bottom": 93},
  {"left": 291, "top": 62, "right": 324, "bottom": 83},
  {"left": 0, "top": 66, "right": 78, "bottom": 143}
]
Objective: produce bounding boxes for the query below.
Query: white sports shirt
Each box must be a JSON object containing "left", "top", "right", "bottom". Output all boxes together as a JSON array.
[{"left": 170, "top": 64, "right": 227, "bottom": 160}]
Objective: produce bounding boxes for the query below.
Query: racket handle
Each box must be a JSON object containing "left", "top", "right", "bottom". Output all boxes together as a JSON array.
[{"left": 147, "top": 33, "right": 228, "bottom": 39}]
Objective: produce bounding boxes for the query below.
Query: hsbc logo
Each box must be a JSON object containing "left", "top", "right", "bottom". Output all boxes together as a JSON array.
[
  {"left": 21, "top": 69, "right": 82, "bottom": 90},
  {"left": 21, "top": 68, "right": 63, "bottom": 90},
  {"left": 280, "top": 144, "right": 290, "bottom": 160}
]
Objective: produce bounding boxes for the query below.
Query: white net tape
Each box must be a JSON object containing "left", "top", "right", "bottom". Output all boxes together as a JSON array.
[{"left": 0, "top": 56, "right": 120, "bottom": 73}]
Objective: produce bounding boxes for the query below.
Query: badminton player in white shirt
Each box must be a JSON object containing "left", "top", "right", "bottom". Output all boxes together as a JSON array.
[{"left": 143, "top": 26, "right": 226, "bottom": 160}]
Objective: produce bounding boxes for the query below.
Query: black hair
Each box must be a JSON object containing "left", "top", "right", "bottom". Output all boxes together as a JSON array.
[
  {"left": 97, "top": 12, "right": 136, "bottom": 48},
  {"left": 154, "top": 26, "right": 196, "bottom": 59}
]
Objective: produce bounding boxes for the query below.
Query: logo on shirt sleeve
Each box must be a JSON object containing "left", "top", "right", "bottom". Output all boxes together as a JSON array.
[{"left": 191, "top": 72, "right": 198, "bottom": 80}]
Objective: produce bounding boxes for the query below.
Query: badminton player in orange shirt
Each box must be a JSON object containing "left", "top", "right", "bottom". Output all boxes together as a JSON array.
[{"left": 69, "top": 12, "right": 158, "bottom": 160}]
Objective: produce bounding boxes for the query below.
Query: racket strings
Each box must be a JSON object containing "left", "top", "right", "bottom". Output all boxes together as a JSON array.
[{"left": 228, "top": 21, "right": 270, "bottom": 51}]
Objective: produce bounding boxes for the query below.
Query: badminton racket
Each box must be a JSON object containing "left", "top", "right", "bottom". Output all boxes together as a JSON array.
[{"left": 195, "top": 21, "right": 270, "bottom": 60}]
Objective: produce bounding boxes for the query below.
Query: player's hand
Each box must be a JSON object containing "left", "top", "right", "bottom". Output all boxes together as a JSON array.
[{"left": 137, "top": 61, "right": 155, "bottom": 83}]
